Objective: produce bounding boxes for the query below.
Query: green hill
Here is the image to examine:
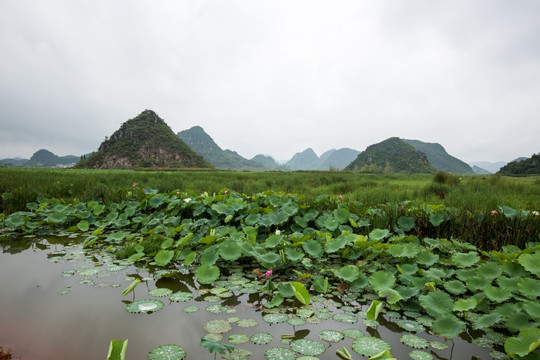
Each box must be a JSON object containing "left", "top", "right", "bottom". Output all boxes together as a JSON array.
[
  {"left": 177, "top": 126, "right": 265, "bottom": 169},
  {"left": 319, "top": 148, "right": 360, "bottom": 170},
  {"left": 251, "top": 155, "right": 285, "bottom": 170},
  {"left": 25, "top": 149, "right": 79, "bottom": 167},
  {"left": 77, "top": 110, "right": 211, "bottom": 169},
  {"left": 286, "top": 148, "right": 321, "bottom": 170},
  {"left": 345, "top": 137, "right": 436, "bottom": 173},
  {"left": 402, "top": 139, "right": 474, "bottom": 174},
  {"left": 498, "top": 153, "right": 540, "bottom": 175}
]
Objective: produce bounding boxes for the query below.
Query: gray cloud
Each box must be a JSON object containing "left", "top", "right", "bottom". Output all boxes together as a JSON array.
[{"left": 0, "top": 0, "right": 539, "bottom": 163}]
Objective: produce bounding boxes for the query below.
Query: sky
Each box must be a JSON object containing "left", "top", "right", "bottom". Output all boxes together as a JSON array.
[{"left": 1, "top": 1, "right": 539, "bottom": 164}]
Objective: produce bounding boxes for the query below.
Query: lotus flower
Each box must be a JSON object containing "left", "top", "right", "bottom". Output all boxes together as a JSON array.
[
  {"left": 491, "top": 210, "right": 498, "bottom": 215},
  {"left": 265, "top": 270, "right": 273, "bottom": 277},
  {"left": 132, "top": 183, "right": 137, "bottom": 188}
]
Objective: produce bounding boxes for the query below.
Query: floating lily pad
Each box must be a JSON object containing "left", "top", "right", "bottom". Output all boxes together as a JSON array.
[
  {"left": 408, "top": 350, "right": 433, "bottom": 360},
  {"left": 169, "top": 291, "right": 193, "bottom": 302},
  {"left": 343, "top": 328, "right": 364, "bottom": 339},
  {"left": 264, "top": 347, "right": 296, "bottom": 360},
  {"left": 287, "top": 317, "right": 306, "bottom": 326},
  {"left": 237, "top": 318, "right": 258, "bottom": 328},
  {"left": 126, "top": 299, "right": 164, "bottom": 313},
  {"left": 183, "top": 305, "right": 199, "bottom": 313},
  {"left": 57, "top": 290, "right": 70, "bottom": 295},
  {"left": 203, "top": 295, "right": 222, "bottom": 303},
  {"left": 223, "top": 349, "right": 252, "bottom": 360},
  {"left": 263, "top": 313, "right": 289, "bottom": 324},
  {"left": 204, "top": 319, "right": 232, "bottom": 334},
  {"left": 333, "top": 313, "right": 358, "bottom": 324},
  {"left": 79, "top": 269, "right": 101, "bottom": 276},
  {"left": 107, "top": 264, "right": 127, "bottom": 272},
  {"left": 290, "top": 339, "right": 326, "bottom": 356},
  {"left": 206, "top": 304, "right": 228, "bottom": 314},
  {"left": 250, "top": 332, "right": 274, "bottom": 345},
  {"left": 488, "top": 350, "right": 510, "bottom": 360},
  {"left": 228, "top": 334, "right": 250, "bottom": 344},
  {"left": 401, "top": 334, "right": 429, "bottom": 349},
  {"left": 319, "top": 330, "right": 344, "bottom": 342},
  {"left": 396, "top": 319, "right": 425, "bottom": 333},
  {"left": 352, "top": 336, "right": 391, "bottom": 357},
  {"left": 429, "top": 341, "right": 448, "bottom": 350},
  {"left": 149, "top": 288, "right": 173, "bottom": 297},
  {"left": 147, "top": 344, "right": 186, "bottom": 360},
  {"left": 202, "top": 333, "right": 223, "bottom": 342}
]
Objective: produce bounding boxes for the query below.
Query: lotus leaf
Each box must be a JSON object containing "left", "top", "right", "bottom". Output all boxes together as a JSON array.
[
  {"left": 204, "top": 319, "right": 232, "bottom": 334},
  {"left": 415, "top": 252, "right": 439, "bottom": 267},
  {"left": 352, "top": 336, "right": 391, "bottom": 357},
  {"left": 334, "top": 207, "right": 350, "bottom": 224},
  {"left": 428, "top": 213, "right": 445, "bottom": 226},
  {"left": 466, "top": 276, "right": 492, "bottom": 291},
  {"left": 290, "top": 339, "right": 326, "bottom": 356},
  {"left": 488, "top": 350, "right": 510, "bottom": 360},
  {"left": 333, "top": 313, "right": 358, "bottom": 324},
  {"left": 319, "top": 330, "right": 344, "bottom": 342},
  {"left": 476, "top": 262, "right": 503, "bottom": 280},
  {"left": 518, "top": 253, "right": 540, "bottom": 277},
  {"left": 149, "top": 288, "right": 173, "bottom": 297},
  {"left": 291, "top": 281, "right": 311, "bottom": 305},
  {"left": 334, "top": 265, "right": 360, "bottom": 283},
  {"left": 324, "top": 235, "right": 349, "bottom": 253},
  {"left": 302, "top": 239, "right": 324, "bottom": 258},
  {"left": 400, "top": 334, "right": 429, "bottom": 349},
  {"left": 397, "top": 216, "right": 415, "bottom": 232},
  {"left": 429, "top": 341, "right": 448, "bottom": 350},
  {"left": 451, "top": 252, "right": 480, "bottom": 268},
  {"left": 443, "top": 280, "right": 467, "bottom": 295},
  {"left": 396, "top": 320, "right": 425, "bottom": 333},
  {"left": 343, "top": 328, "right": 364, "bottom": 339},
  {"left": 264, "top": 347, "right": 296, "bottom": 360},
  {"left": 183, "top": 306, "right": 199, "bottom": 313},
  {"left": 366, "top": 300, "right": 383, "bottom": 321},
  {"left": 408, "top": 350, "right": 433, "bottom": 360},
  {"left": 219, "top": 240, "right": 243, "bottom": 261},
  {"left": 125, "top": 299, "right": 164, "bottom": 314},
  {"left": 452, "top": 298, "right": 478, "bottom": 312},
  {"left": 169, "top": 291, "right": 193, "bottom": 302},
  {"left": 398, "top": 263, "right": 419, "bottom": 275},
  {"left": 284, "top": 247, "right": 304, "bottom": 261},
  {"left": 504, "top": 311, "right": 530, "bottom": 333},
  {"left": 228, "top": 334, "right": 249, "bottom": 345},
  {"left": 522, "top": 301, "right": 540, "bottom": 322},
  {"left": 249, "top": 332, "right": 273, "bottom": 345},
  {"left": 387, "top": 244, "right": 419, "bottom": 258},
  {"left": 195, "top": 264, "right": 220, "bottom": 285},
  {"left": 263, "top": 313, "right": 289, "bottom": 324},
  {"left": 235, "top": 318, "right": 257, "bottom": 328},
  {"left": 369, "top": 228, "right": 390, "bottom": 241},
  {"left": 504, "top": 328, "right": 540, "bottom": 357},
  {"left": 395, "top": 285, "right": 419, "bottom": 300},
  {"left": 257, "top": 252, "right": 282, "bottom": 269},
  {"left": 473, "top": 312, "right": 503, "bottom": 329},
  {"left": 368, "top": 271, "right": 396, "bottom": 292},
  {"left": 483, "top": 285, "right": 512, "bottom": 303},
  {"left": 287, "top": 317, "right": 306, "bottom": 326},
  {"left": 147, "top": 344, "right": 186, "bottom": 360},
  {"left": 206, "top": 304, "right": 228, "bottom": 314},
  {"left": 296, "top": 308, "right": 315, "bottom": 318},
  {"left": 517, "top": 278, "right": 540, "bottom": 299},
  {"left": 419, "top": 291, "right": 453, "bottom": 318},
  {"left": 431, "top": 314, "right": 465, "bottom": 339}
]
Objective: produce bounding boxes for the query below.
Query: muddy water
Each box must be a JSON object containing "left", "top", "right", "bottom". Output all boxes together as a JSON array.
[{"left": 0, "top": 238, "right": 496, "bottom": 359}]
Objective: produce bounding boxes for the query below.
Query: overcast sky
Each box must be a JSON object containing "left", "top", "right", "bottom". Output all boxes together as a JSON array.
[{"left": 1, "top": 1, "right": 539, "bottom": 163}]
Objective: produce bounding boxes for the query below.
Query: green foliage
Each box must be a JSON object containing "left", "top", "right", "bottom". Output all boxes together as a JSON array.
[
  {"left": 107, "top": 339, "right": 128, "bottom": 360},
  {"left": 499, "top": 153, "right": 540, "bottom": 175}
]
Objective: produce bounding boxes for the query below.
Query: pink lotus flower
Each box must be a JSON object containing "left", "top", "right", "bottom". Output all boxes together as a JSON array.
[
  {"left": 132, "top": 183, "right": 137, "bottom": 188},
  {"left": 491, "top": 210, "right": 498, "bottom": 215},
  {"left": 339, "top": 195, "right": 343, "bottom": 200},
  {"left": 224, "top": 190, "right": 229, "bottom": 194},
  {"left": 265, "top": 270, "right": 273, "bottom": 277}
]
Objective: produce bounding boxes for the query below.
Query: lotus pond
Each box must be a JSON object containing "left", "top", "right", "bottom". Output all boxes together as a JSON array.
[{"left": 0, "top": 189, "right": 539, "bottom": 359}]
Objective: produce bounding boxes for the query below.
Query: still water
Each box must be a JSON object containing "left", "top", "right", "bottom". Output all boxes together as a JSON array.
[{"left": 0, "top": 238, "right": 496, "bottom": 359}]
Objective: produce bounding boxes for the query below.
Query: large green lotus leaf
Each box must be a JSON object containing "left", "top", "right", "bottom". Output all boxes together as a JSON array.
[
  {"left": 325, "top": 235, "right": 349, "bottom": 254},
  {"left": 398, "top": 263, "right": 419, "bottom": 275},
  {"left": 195, "top": 265, "right": 220, "bottom": 285},
  {"left": 518, "top": 253, "right": 540, "bottom": 277},
  {"left": 397, "top": 216, "right": 415, "bottom": 232},
  {"left": 483, "top": 285, "right": 512, "bottom": 303},
  {"left": 415, "top": 252, "right": 439, "bottom": 267},
  {"left": 431, "top": 314, "right": 465, "bottom": 339},
  {"left": 334, "top": 207, "right": 350, "bottom": 224},
  {"left": 408, "top": 350, "right": 433, "bottom": 360},
  {"left": 499, "top": 206, "right": 518, "bottom": 219},
  {"left": 147, "top": 344, "right": 186, "bottom": 360},
  {"left": 203, "top": 319, "right": 233, "bottom": 334},
  {"left": 502, "top": 261, "right": 528, "bottom": 277},
  {"left": 200, "top": 338, "right": 234, "bottom": 355},
  {"left": 219, "top": 240, "right": 242, "bottom": 261},
  {"left": 369, "top": 228, "right": 390, "bottom": 241},
  {"left": 423, "top": 268, "right": 446, "bottom": 284},
  {"left": 400, "top": 334, "right": 429, "bottom": 349},
  {"left": 429, "top": 213, "right": 445, "bottom": 226},
  {"left": 264, "top": 347, "right": 296, "bottom": 360},
  {"left": 443, "top": 280, "right": 467, "bottom": 295},
  {"left": 379, "top": 289, "right": 403, "bottom": 304},
  {"left": 284, "top": 247, "right": 304, "bottom": 262},
  {"left": 522, "top": 301, "right": 540, "bottom": 322},
  {"left": 368, "top": 271, "right": 396, "bottom": 292},
  {"left": 290, "top": 339, "right": 326, "bottom": 356},
  {"left": 473, "top": 313, "right": 503, "bottom": 330},
  {"left": 504, "top": 328, "right": 540, "bottom": 357},
  {"left": 257, "top": 252, "right": 282, "bottom": 269},
  {"left": 277, "top": 282, "right": 295, "bottom": 297},
  {"left": 395, "top": 285, "right": 419, "bottom": 300},
  {"left": 291, "top": 282, "right": 311, "bottom": 305},
  {"left": 244, "top": 213, "right": 261, "bottom": 226},
  {"left": 497, "top": 276, "right": 519, "bottom": 292},
  {"left": 504, "top": 311, "right": 531, "bottom": 333},
  {"left": 387, "top": 244, "right": 419, "bottom": 258},
  {"left": 265, "top": 294, "right": 284, "bottom": 308},
  {"left": 265, "top": 234, "right": 283, "bottom": 248},
  {"left": 334, "top": 265, "right": 360, "bottom": 283},
  {"left": 419, "top": 291, "right": 453, "bottom": 318},
  {"left": 452, "top": 297, "right": 478, "bottom": 312},
  {"left": 77, "top": 220, "right": 90, "bottom": 232},
  {"left": 466, "top": 276, "right": 492, "bottom": 291},
  {"left": 312, "top": 276, "right": 329, "bottom": 294},
  {"left": 154, "top": 250, "right": 174, "bottom": 267},
  {"left": 106, "top": 231, "right": 127, "bottom": 242},
  {"left": 366, "top": 300, "right": 383, "bottom": 321},
  {"left": 211, "top": 202, "right": 233, "bottom": 216},
  {"left": 517, "top": 278, "right": 540, "bottom": 299},
  {"left": 302, "top": 239, "right": 323, "bottom": 258},
  {"left": 200, "top": 247, "right": 219, "bottom": 266},
  {"left": 476, "top": 262, "right": 503, "bottom": 280},
  {"left": 451, "top": 252, "right": 480, "bottom": 268},
  {"left": 352, "top": 337, "right": 391, "bottom": 357}
]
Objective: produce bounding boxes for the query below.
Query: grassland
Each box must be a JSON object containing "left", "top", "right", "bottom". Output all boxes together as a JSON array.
[{"left": 1, "top": 168, "right": 539, "bottom": 215}]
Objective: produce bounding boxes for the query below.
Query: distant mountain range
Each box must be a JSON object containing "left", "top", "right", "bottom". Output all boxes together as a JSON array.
[{"left": 1, "top": 109, "right": 534, "bottom": 174}]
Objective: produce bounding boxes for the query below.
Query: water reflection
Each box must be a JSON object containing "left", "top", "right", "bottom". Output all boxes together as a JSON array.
[{"left": 0, "top": 238, "right": 499, "bottom": 360}]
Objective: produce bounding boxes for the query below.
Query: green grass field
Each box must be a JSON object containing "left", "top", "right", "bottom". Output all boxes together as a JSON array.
[{"left": 1, "top": 168, "right": 539, "bottom": 215}]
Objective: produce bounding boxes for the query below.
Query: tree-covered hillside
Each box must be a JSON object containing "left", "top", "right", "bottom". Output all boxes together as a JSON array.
[
  {"left": 402, "top": 139, "right": 474, "bottom": 174},
  {"left": 345, "top": 137, "right": 436, "bottom": 173},
  {"left": 498, "top": 153, "right": 540, "bottom": 175},
  {"left": 76, "top": 110, "right": 211, "bottom": 169}
]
